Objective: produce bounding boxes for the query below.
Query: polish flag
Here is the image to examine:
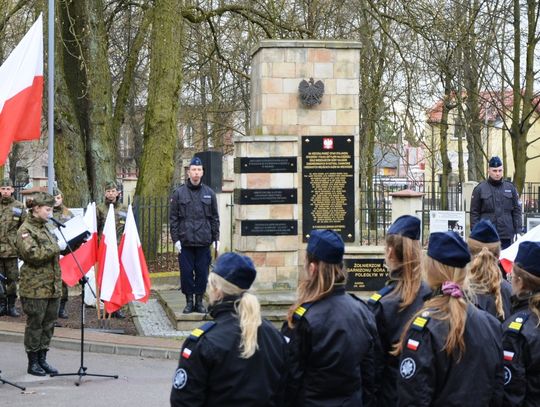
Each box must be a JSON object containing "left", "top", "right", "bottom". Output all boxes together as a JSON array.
[
  {"left": 499, "top": 224, "right": 540, "bottom": 274},
  {"left": 60, "top": 202, "right": 99, "bottom": 286},
  {"left": 0, "top": 14, "right": 43, "bottom": 165},
  {"left": 407, "top": 338, "right": 420, "bottom": 351},
  {"left": 503, "top": 350, "right": 514, "bottom": 361}
]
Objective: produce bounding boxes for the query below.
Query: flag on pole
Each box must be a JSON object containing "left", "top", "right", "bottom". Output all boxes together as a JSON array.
[
  {"left": 500, "top": 224, "right": 540, "bottom": 273},
  {"left": 0, "top": 14, "right": 43, "bottom": 165},
  {"left": 60, "top": 202, "right": 98, "bottom": 286}
]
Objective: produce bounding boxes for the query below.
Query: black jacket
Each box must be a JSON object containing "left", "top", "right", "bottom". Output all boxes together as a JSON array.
[
  {"left": 502, "top": 297, "right": 540, "bottom": 407},
  {"left": 282, "top": 285, "right": 381, "bottom": 407},
  {"left": 170, "top": 299, "right": 287, "bottom": 407},
  {"left": 474, "top": 279, "right": 513, "bottom": 322},
  {"left": 470, "top": 179, "right": 521, "bottom": 239},
  {"left": 397, "top": 304, "right": 504, "bottom": 407},
  {"left": 368, "top": 280, "right": 432, "bottom": 406},
  {"left": 169, "top": 180, "right": 219, "bottom": 247}
]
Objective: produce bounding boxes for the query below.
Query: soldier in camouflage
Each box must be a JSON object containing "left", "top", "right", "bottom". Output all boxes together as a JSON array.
[
  {"left": 16, "top": 192, "right": 62, "bottom": 376},
  {"left": 0, "top": 178, "right": 25, "bottom": 317}
]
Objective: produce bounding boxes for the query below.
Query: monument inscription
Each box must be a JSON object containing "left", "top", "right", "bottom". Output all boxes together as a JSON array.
[{"left": 345, "top": 258, "right": 387, "bottom": 291}]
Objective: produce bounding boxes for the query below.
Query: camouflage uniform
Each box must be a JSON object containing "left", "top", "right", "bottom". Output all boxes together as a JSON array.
[
  {"left": 52, "top": 203, "right": 74, "bottom": 305},
  {"left": 0, "top": 191, "right": 26, "bottom": 316}
]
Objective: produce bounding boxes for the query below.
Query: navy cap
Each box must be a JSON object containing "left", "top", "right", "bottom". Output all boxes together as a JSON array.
[
  {"left": 470, "top": 219, "right": 500, "bottom": 243},
  {"left": 489, "top": 156, "right": 503, "bottom": 168},
  {"left": 515, "top": 241, "right": 540, "bottom": 278},
  {"left": 307, "top": 229, "right": 344, "bottom": 264},
  {"left": 428, "top": 231, "right": 471, "bottom": 268},
  {"left": 388, "top": 215, "right": 421, "bottom": 240},
  {"left": 190, "top": 156, "right": 203, "bottom": 166},
  {"left": 213, "top": 252, "right": 256, "bottom": 289}
]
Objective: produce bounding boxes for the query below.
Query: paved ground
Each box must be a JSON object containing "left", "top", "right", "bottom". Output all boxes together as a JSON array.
[{"left": 131, "top": 298, "right": 191, "bottom": 337}]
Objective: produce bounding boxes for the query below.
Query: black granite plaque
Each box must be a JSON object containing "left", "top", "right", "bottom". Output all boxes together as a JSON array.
[
  {"left": 302, "top": 136, "right": 355, "bottom": 242},
  {"left": 345, "top": 258, "right": 388, "bottom": 291},
  {"left": 234, "top": 157, "right": 297, "bottom": 173},
  {"left": 234, "top": 188, "right": 297, "bottom": 205},
  {"left": 241, "top": 220, "right": 298, "bottom": 236}
]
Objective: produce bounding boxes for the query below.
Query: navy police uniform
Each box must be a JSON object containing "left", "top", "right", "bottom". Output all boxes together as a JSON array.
[
  {"left": 170, "top": 299, "right": 287, "bottom": 406},
  {"left": 397, "top": 304, "right": 504, "bottom": 406},
  {"left": 282, "top": 285, "right": 381, "bottom": 407},
  {"left": 474, "top": 279, "right": 513, "bottom": 322}
]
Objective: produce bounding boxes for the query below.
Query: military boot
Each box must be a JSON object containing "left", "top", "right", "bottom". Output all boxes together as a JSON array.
[
  {"left": 194, "top": 294, "right": 206, "bottom": 314},
  {"left": 27, "top": 352, "right": 46, "bottom": 376},
  {"left": 37, "top": 350, "right": 58, "bottom": 375},
  {"left": 58, "top": 300, "right": 68, "bottom": 319},
  {"left": 111, "top": 309, "right": 126, "bottom": 319},
  {"left": 183, "top": 294, "right": 194, "bottom": 314},
  {"left": 0, "top": 297, "right": 7, "bottom": 316},
  {"left": 7, "top": 296, "right": 20, "bottom": 317}
]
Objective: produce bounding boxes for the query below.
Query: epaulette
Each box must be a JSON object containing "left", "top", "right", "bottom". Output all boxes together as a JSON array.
[
  {"left": 368, "top": 284, "right": 395, "bottom": 305},
  {"left": 293, "top": 302, "right": 313, "bottom": 321},
  {"left": 507, "top": 312, "right": 529, "bottom": 334},
  {"left": 411, "top": 312, "right": 430, "bottom": 332},
  {"left": 188, "top": 321, "right": 216, "bottom": 341}
]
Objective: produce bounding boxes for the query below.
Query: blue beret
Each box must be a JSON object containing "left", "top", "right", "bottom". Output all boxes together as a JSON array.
[
  {"left": 470, "top": 219, "right": 500, "bottom": 243},
  {"left": 489, "top": 156, "right": 502, "bottom": 168},
  {"left": 388, "top": 215, "right": 421, "bottom": 240},
  {"left": 213, "top": 252, "right": 256, "bottom": 289},
  {"left": 190, "top": 156, "right": 203, "bottom": 166},
  {"left": 307, "top": 229, "right": 344, "bottom": 264},
  {"left": 515, "top": 241, "right": 540, "bottom": 278},
  {"left": 428, "top": 231, "right": 471, "bottom": 268}
]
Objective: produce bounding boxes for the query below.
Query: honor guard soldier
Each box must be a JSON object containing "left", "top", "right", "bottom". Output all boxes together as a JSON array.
[
  {"left": 282, "top": 229, "right": 381, "bottom": 407},
  {"left": 502, "top": 241, "right": 540, "bottom": 406},
  {"left": 368, "top": 215, "right": 432, "bottom": 406},
  {"left": 468, "top": 219, "right": 512, "bottom": 321},
  {"left": 170, "top": 252, "right": 287, "bottom": 406},
  {"left": 396, "top": 231, "right": 503, "bottom": 406},
  {"left": 0, "top": 178, "right": 25, "bottom": 317}
]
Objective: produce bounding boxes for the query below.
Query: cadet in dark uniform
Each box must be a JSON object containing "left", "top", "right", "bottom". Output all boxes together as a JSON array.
[
  {"left": 282, "top": 229, "right": 380, "bottom": 407},
  {"left": 502, "top": 241, "right": 540, "bottom": 406},
  {"left": 368, "top": 215, "right": 432, "bottom": 406},
  {"left": 396, "top": 231, "right": 503, "bottom": 406},
  {"left": 0, "top": 178, "right": 25, "bottom": 317},
  {"left": 468, "top": 219, "right": 512, "bottom": 321},
  {"left": 170, "top": 252, "right": 287, "bottom": 406},
  {"left": 16, "top": 192, "right": 62, "bottom": 376},
  {"left": 51, "top": 188, "right": 74, "bottom": 319}
]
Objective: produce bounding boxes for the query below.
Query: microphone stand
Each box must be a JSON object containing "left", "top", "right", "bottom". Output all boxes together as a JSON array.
[{"left": 49, "top": 225, "right": 118, "bottom": 386}]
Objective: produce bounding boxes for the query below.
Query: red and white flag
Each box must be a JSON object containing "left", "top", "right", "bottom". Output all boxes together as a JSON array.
[
  {"left": 60, "top": 202, "right": 98, "bottom": 286},
  {"left": 500, "top": 224, "right": 540, "bottom": 274},
  {"left": 0, "top": 14, "right": 43, "bottom": 165}
]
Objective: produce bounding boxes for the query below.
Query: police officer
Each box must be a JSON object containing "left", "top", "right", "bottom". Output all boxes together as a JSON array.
[
  {"left": 16, "top": 192, "right": 62, "bottom": 376},
  {"left": 470, "top": 156, "right": 522, "bottom": 249},
  {"left": 368, "top": 215, "right": 432, "bottom": 406},
  {"left": 170, "top": 252, "right": 287, "bottom": 406},
  {"left": 0, "top": 178, "right": 25, "bottom": 317},
  {"left": 502, "top": 241, "right": 540, "bottom": 406},
  {"left": 282, "top": 229, "right": 380, "bottom": 407},
  {"left": 170, "top": 156, "right": 220, "bottom": 314},
  {"left": 396, "top": 231, "right": 503, "bottom": 406}
]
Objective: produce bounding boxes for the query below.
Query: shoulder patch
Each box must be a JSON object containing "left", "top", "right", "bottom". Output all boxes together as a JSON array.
[
  {"left": 188, "top": 321, "right": 216, "bottom": 341},
  {"left": 507, "top": 312, "right": 529, "bottom": 334},
  {"left": 368, "top": 284, "right": 395, "bottom": 305},
  {"left": 412, "top": 315, "right": 430, "bottom": 331},
  {"left": 12, "top": 207, "right": 22, "bottom": 216},
  {"left": 293, "top": 302, "right": 313, "bottom": 321}
]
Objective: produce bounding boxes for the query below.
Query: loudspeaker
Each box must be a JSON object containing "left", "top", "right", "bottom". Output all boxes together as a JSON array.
[{"left": 195, "top": 151, "right": 223, "bottom": 193}]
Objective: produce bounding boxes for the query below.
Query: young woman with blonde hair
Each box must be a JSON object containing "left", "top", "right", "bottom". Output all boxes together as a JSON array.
[
  {"left": 395, "top": 231, "right": 503, "bottom": 406},
  {"left": 170, "top": 252, "right": 287, "bottom": 406},
  {"left": 368, "top": 215, "right": 432, "bottom": 406}
]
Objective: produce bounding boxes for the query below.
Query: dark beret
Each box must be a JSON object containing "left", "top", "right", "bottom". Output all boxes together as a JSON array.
[
  {"left": 428, "top": 231, "right": 471, "bottom": 268},
  {"left": 469, "top": 219, "right": 500, "bottom": 243},
  {"left": 307, "top": 229, "right": 344, "bottom": 264},
  {"left": 387, "top": 215, "right": 421, "bottom": 240},
  {"left": 213, "top": 252, "right": 256, "bottom": 289},
  {"left": 190, "top": 156, "right": 203, "bottom": 167},
  {"left": 489, "top": 156, "right": 503, "bottom": 168},
  {"left": 515, "top": 241, "right": 540, "bottom": 278}
]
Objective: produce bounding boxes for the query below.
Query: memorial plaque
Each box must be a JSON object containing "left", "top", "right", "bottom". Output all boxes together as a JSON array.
[
  {"left": 234, "top": 188, "right": 297, "bottom": 205},
  {"left": 345, "top": 258, "right": 388, "bottom": 291},
  {"left": 234, "top": 157, "right": 297, "bottom": 173},
  {"left": 241, "top": 220, "right": 298, "bottom": 236},
  {"left": 302, "top": 136, "right": 355, "bottom": 242}
]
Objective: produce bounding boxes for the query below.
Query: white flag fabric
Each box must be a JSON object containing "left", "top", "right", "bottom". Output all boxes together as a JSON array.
[
  {"left": 97, "top": 204, "right": 121, "bottom": 312},
  {"left": 500, "top": 224, "right": 540, "bottom": 273}
]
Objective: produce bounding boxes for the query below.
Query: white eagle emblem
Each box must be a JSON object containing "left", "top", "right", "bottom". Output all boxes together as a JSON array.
[{"left": 400, "top": 357, "right": 416, "bottom": 379}]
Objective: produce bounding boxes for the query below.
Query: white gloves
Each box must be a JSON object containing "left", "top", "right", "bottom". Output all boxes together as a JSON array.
[
  {"left": 213, "top": 241, "right": 220, "bottom": 252},
  {"left": 175, "top": 241, "right": 182, "bottom": 253}
]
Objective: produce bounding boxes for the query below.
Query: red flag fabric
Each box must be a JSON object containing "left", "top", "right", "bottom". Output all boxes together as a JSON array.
[
  {"left": 0, "top": 14, "right": 43, "bottom": 164},
  {"left": 60, "top": 202, "right": 98, "bottom": 286}
]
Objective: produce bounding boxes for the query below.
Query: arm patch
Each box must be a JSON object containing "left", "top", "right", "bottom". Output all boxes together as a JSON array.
[
  {"left": 368, "top": 284, "right": 395, "bottom": 305},
  {"left": 188, "top": 321, "right": 216, "bottom": 341}
]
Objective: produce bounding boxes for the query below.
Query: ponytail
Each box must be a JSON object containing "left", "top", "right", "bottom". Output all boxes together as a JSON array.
[{"left": 512, "top": 265, "right": 540, "bottom": 327}]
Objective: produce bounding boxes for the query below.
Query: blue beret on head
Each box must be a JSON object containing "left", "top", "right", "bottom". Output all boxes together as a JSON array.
[
  {"left": 428, "top": 231, "right": 471, "bottom": 268},
  {"left": 213, "top": 252, "right": 256, "bottom": 289},
  {"left": 307, "top": 229, "right": 344, "bottom": 264},
  {"left": 470, "top": 219, "right": 500, "bottom": 243},
  {"left": 190, "top": 156, "right": 203, "bottom": 167},
  {"left": 515, "top": 241, "right": 540, "bottom": 278},
  {"left": 387, "top": 215, "right": 421, "bottom": 240},
  {"left": 489, "top": 156, "right": 503, "bottom": 168}
]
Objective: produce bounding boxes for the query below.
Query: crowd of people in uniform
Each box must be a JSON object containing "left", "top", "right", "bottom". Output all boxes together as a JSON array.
[{"left": 170, "top": 216, "right": 540, "bottom": 407}]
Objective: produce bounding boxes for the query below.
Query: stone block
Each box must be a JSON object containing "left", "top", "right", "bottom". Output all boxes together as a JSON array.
[
  {"left": 246, "top": 205, "right": 271, "bottom": 219},
  {"left": 256, "top": 266, "right": 278, "bottom": 283},
  {"left": 296, "top": 63, "right": 314, "bottom": 78},
  {"left": 270, "top": 172, "right": 295, "bottom": 188},
  {"left": 265, "top": 94, "right": 291, "bottom": 108},
  {"left": 314, "top": 63, "right": 334, "bottom": 79},
  {"left": 283, "top": 78, "right": 300, "bottom": 93},
  {"left": 298, "top": 109, "right": 321, "bottom": 125},
  {"left": 269, "top": 204, "right": 295, "bottom": 219},
  {"left": 331, "top": 95, "right": 356, "bottom": 110},
  {"left": 250, "top": 252, "right": 267, "bottom": 267},
  {"left": 321, "top": 110, "right": 337, "bottom": 126},
  {"left": 266, "top": 252, "right": 285, "bottom": 267},
  {"left": 246, "top": 173, "right": 272, "bottom": 188},
  {"left": 261, "top": 108, "right": 282, "bottom": 126},
  {"left": 285, "top": 48, "right": 307, "bottom": 63},
  {"left": 336, "top": 79, "right": 359, "bottom": 95},
  {"left": 260, "top": 49, "right": 285, "bottom": 63},
  {"left": 260, "top": 62, "right": 272, "bottom": 77},
  {"left": 334, "top": 62, "right": 356, "bottom": 78},
  {"left": 337, "top": 110, "right": 359, "bottom": 126},
  {"left": 282, "top": 109, "right": 298, "bottom": 127},
  {"left": 273, "top": 62, "right": 296, "bottom": 78},
  {"left": 307, "top": 48, "right": 333, "bottom": 62},
  {"left": 261, "top": 78, "right": 283, "bottom": 94}
]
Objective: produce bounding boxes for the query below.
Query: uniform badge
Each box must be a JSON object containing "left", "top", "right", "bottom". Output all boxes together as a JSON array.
[
  {"left": 504, "top": 366, "right": 512, "bottom": 385},
  {"left": 182, "top": 348, "right": 192, "bottom": 359},
  {"left": 173, "top": 368, "right": 188, "bottom": 389},
  {"left": 21, "top": 233, "right": 29, "bottom": 239},
  {"left": 406, "top": 339, "right": 420, "bottom": 351},
  {"left": 503, "top": 350, "right": 514, "bottom": 361},
  {"left": 400, "top": 357, "right": 416, "bottom": 379}
]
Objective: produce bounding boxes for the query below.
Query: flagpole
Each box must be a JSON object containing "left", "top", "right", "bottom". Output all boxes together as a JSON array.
[{"left": 47, "top": 0, "right": 55, "bottom": 194}]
